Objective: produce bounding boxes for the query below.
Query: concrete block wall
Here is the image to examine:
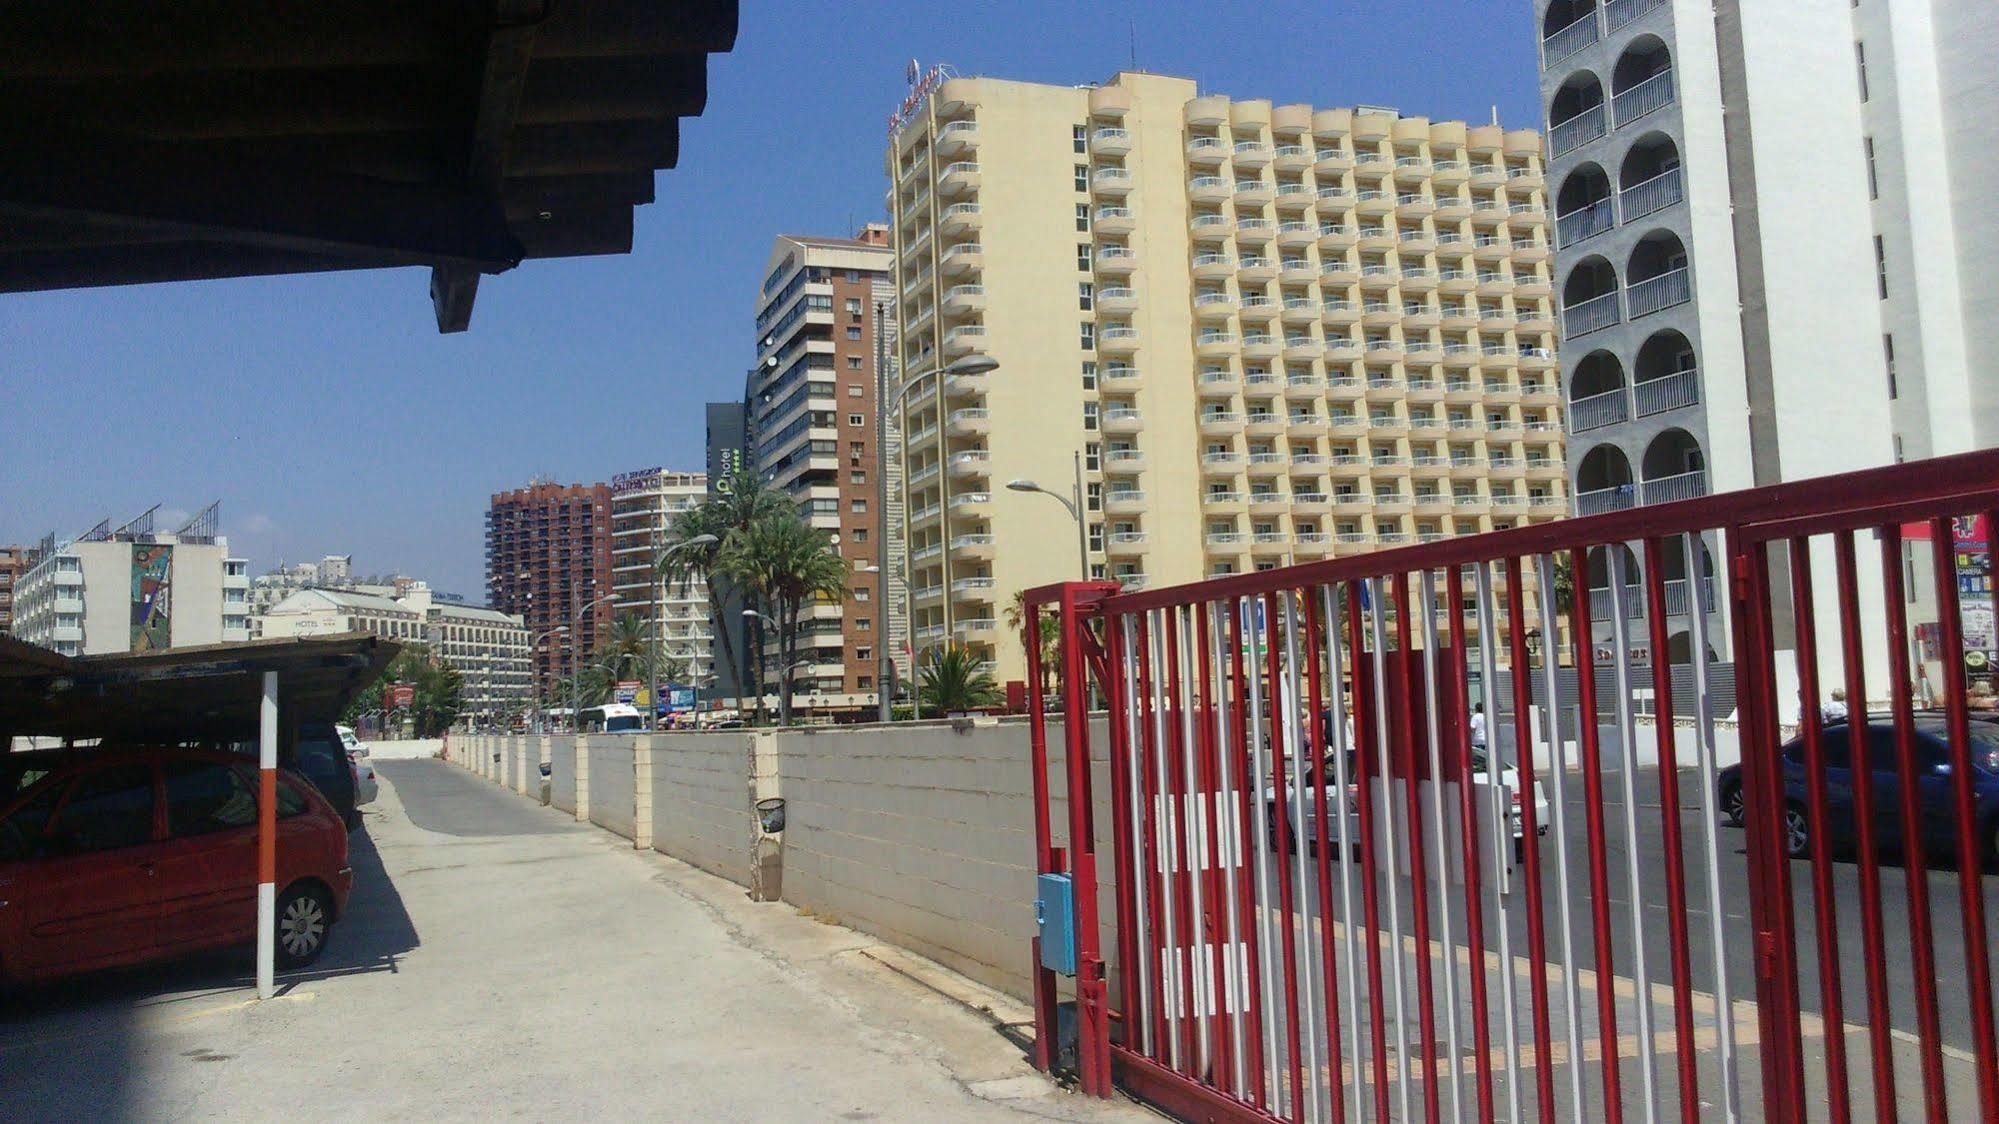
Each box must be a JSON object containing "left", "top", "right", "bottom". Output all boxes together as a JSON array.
[
  {"left": 585, "top": 736, "right": 636, "bottom": 840},
  {"left": 648, "top": 731, "right": 756, "bottom": 883},
  {"left": 550, "top": 736, "right": 577, "bottom": 813}
]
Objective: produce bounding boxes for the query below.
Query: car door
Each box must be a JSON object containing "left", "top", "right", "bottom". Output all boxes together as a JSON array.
[
  {"left": 153, "top": 760, "right": 261, "bottom": 950},
  {"left": 1910, "top": 733, "right": 1958, "bottom": 853},
  {"left": 14, "top": 763, "right": 167, "bottom": 975}
]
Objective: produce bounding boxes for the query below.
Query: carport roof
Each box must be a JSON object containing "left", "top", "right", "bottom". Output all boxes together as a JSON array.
[
  {"left": 0, "top": 0, "right": 739, "bottom": 331},
  {"left": 0, "top": 633, "right": 400, "bottom": 745}
]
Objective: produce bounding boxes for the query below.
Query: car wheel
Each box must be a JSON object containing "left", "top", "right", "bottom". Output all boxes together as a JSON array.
[
  {"left": 1783, "top": 803, "right": 1810, "bottom": 860},
  {"left": 275, "top": 883, "right": 333, "bottom": 968},
  {"left": 1719, "top": 778, "right": 1745, "bottom": 827}
]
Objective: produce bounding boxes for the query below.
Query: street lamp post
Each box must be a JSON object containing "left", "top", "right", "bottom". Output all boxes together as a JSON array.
[
  {"left": 648, "top": 532, "right": 718, "bottom": 730},
  {"left": 742, "top": 608, "right": 770, "bottom": 726},
  {"left": 1006, "top": 450, "right": 1091, "bottom": 580},
  {"left": 570, "top": 593, "right": 620, "bottom": 731}
]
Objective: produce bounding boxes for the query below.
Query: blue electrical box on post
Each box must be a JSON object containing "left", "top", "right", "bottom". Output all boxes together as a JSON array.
[{"left": 1035, "top": 873, "right": 1077, "bottom": 975}]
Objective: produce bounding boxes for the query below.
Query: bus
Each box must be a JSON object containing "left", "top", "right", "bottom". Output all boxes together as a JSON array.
[{"left": 577, "top": 704, "right": 647, "bottom": 733}]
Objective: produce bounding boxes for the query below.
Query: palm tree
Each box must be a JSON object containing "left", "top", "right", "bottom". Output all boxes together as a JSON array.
[
  {"left": 661, "top": 470, "right": 792, "bottom": 712},
  {"left": 1003, "top": 590, "right": 1061, "bottom": 696},
  {"left": 579, "top": 612, "right": 650, "bottom": 706},
  {"left": 719, "top": 510, "right": 849, "bottom": 725},
  {"left": 1545, "top": 552, "right": 1575, "bottom": 666},
  {"left": 919, "top": 645, "right": 1000, "bottom": 716}
]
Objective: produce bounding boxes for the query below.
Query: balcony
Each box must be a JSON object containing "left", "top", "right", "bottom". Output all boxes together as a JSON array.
[
  {"left": 1248, "top": 491, "right": 1289, "bottom": 514},
  {"left": 1284, "top": 374, "right": 1323, "bottom": 399},
  {"left": 1232, "top": 140, "right": 1273, "bottom": 168},
  {"left": 1104, "top": 490, "right": 1147, "bottom": 514},
  {"left": 1576, "top": 484, "right": 1636, "bottom": 516},
  {"left": 1196, "top": 331, "right": 1239, "bottom": 358},
  {"left": 1092, "top": 127, "right": 1133, "bottom": 156},
  {"left": 943, "top": 323, "right": 986, "bottom": 355},
  {"left": 1541, "top": 11, "right": 1600, "bottom": 66},
  {"left": 1198, "top": 369, "right": 1241, "bottom": 394},
  {"left": 1557, "top": 201, "right": 1614, "bottom": 249},
  {"left": 1106, "top": 531, "right": 1149, "bottom": 557},
  {"left": 1320, "top": 260, "right": 1360, "bottom": 286},
  {"left": 1626, "top": 267, "right": 1691, "bottom": 317},
  {"left": 949, "top": 491, "right": 993, "bottom": 515},
  {"left": 954, "top": 618, "right": 998, "bottom": 637},
  {"left": 1644, "top": 468, "right": 1708, "bottom": 504},
  {"left": 1242, "top": 332, "right": 1281, "bottom": 360},
  {"left": 1613, "top": 69, "right": 1675, "bottom": 126},
  {"left": 942, "top": 283, "right": 985, "bottom": 315},
  {"left": 1246, "top": 451, "right": 1288, "bottom": 476},
  {"left": 1095, "top": 246, "right": 1139, "bottom": 275},
  {"left": 1396, "top": 191, "right": 1435, "bottom": 218},
  {"left": 1205, "top": 531, "right": 1248, "bottom": 550},
  {"left": 1193, "top": 252, "right": 1235, "bottom": 279},
  {"left": 949, "top": 450, "right": 991, "bottom": 477},
  {"left": 1277, "top": 220, "right": 1318, "bottom": 248},
  {"left": 1246, "top": 412, "right": 1286, "bottom": 436},
  {"left": 939, "top": 161, "right": 981, "bottom": 196},
  {"left": 1549, "top": 106, "right": 1606, "bottom": 158},
  {"left": 1194, "top": 287, "right": 1237, "bottom": 317},
  {"left": 1561, "top": 291, "right": 1621, "bottom": 339},
  {"left": 1093, "top": 167, "right": 1135, "bottom": 196},
  {"left": 1275, "top": 181, "right": 1316, "bottom": 209},
  {"left": 1104, "top": 448, "right": 1147, "bottom": 474},
  {"left": 1318, "top": 223, "right": 1357, "bottom": 251},
  {"left": 1239, "top": 255, "right": 1278, "bottom": 283},
  {"left": 1102, "top": 364, "right": 1142, "bottom": 387},
  {"left": 1099, "top": 325, "right": 1140, "bottom": 354},
  {"left": 1095, "top": 205, "right": 1137, "bottom": 234},
  {"left": 1237, "top": 217, "right": 1277, "bottom": 243},
  {"left": 1635, "top": 368, "right": 1700, "bottom": 416},
  {"left": 1187, "top": 135, "right": 1229, "bottom": 164},
  {"left": 1314, "top": 149, "right": 1355, "bottom": 176},
  {"left": 951, "top": 577, "right": 998, "bottom": 600},
  {"left": 1605, "top": 0, "right": 1668, "bottom": 33},
  {"left": 1620, "top": 166, "right": 1684, "bottom": 222},
  {"left": 943, "top": 361, "right": 988, "bottom": 396},
  {"left": 1286, "top": 413, "right": 1329, "bottom": 436},
  {"left": 936, "top": 119, "right": 979, "bottom": 157},
  {"left": 1198, "top": 410, "right": 1245, "bottom": 436},
  {"left": 940, "top": 242, "right": 983, "bottom": 275},
  {"left": 1101, "top": 407, "right": 1145, "bottom": 434},
  {"left": 944, "top": 407, "right": 989, "bottom": 436},
  {"left": 1433, "top": 159, "right": 1470, "bottom": 187},
  {"left": 939, "top": 201, "right": 982, "bottom": 234},
  {"left": 1098, "top": 286, "right": 1139, "bottom": 313},
  {"left": 1234, "top": 179, "right": 1274, "bottom": 206},
  {"left": 1190, "top": 175, "right": 1231, "bottom": 203},
  {"left": 1191, "top": 212, "right": 1231, "bottom": 241},
  {"left": 1321, "top": 299, "right": 1359, "bottom": 326},
  {"left": 950, "top": 534, "right": 995, "bottom": 560},
  {"left": 1273, "top": 143, "right": 1313, "bottom": 172}
]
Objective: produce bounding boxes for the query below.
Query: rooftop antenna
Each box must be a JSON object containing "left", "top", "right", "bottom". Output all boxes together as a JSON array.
[
  {"left": 1128, "top": 8, "right": 1137, "bottom": 69},
  {"left": 1491, "top": 105, "right": 1500, "bottom": 127}
]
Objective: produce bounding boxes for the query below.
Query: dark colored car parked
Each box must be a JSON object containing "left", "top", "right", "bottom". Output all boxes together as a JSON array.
[
  {"left": 0, "top": 747, "right": 352, "bottom": 984},
  {"left": 1715, "top": 718, "right": 1999, "bottom": 863}
]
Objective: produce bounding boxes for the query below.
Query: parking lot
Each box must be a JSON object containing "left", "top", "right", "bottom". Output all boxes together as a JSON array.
[{"left": 0, "top": 758, "right": 1150, "bottom": 1122}]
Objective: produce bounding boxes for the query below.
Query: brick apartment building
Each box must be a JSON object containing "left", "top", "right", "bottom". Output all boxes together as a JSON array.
[{"left": 485, "top": 481, "right": 614, "bottom": 697}]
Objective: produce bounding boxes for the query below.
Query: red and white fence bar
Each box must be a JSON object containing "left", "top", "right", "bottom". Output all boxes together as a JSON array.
[{"left": 1026, "top": 447, "right": 1999, "bottom": 1123}]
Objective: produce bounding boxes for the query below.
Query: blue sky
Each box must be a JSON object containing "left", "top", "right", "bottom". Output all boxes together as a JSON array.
[{"left": 0, "top": 1, "right": 1541, "bottom": 597}]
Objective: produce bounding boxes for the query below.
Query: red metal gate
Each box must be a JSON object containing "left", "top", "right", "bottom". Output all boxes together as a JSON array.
[{"left": 1025, "top": 448, "right": 1999, "bottom": 1123}]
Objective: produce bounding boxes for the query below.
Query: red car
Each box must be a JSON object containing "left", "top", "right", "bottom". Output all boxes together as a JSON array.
[{"left": 0, "top": 748, "right": 352, "bottom": 984}]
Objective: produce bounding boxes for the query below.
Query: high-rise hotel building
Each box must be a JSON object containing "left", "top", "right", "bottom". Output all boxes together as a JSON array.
[
  {"left": 748, "top": 229, "right": 908, "bottom": 711},
  {"left": 607, "top": 468, "right": 715, "bottom": 687},
  {"left": 887, "top": 71, "right": 1565, "bottom": 684}
]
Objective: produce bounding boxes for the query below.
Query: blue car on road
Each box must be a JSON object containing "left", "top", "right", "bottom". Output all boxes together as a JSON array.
[{"left": 1716, "top": 717, "right": 1999, "bottom": 864}]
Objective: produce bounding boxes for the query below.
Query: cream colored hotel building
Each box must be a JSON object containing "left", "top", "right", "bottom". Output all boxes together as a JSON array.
[{"left": 887, "top": 71, "right": 1566, "bottom": 684}]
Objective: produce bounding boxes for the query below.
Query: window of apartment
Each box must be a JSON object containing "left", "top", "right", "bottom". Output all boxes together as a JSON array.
[
  {"left": 1893, "top": 433, "right": 1905, "bottom": 463},
  {"left": 1085, "top": 442, "right": 1101, "bottom": 471},
  {"left": 852, "top": 587, "right": 871, "bottom": 603},
  {"left": 1080, "top": 321, "right": 1096, "bottom": 350},
  {"left": 1087, "top": 482, "right": 1103, "bottom": 512},
  {"left": 856, "top": 617, "right": 872, "bottom": 631},
  {"left": 1855, "top": 41, "right": 1869, "bottom": 103},
  {"left": 1076, "top": 203, "right": 1091, "bottom": 232},
  {"left": 1073, "top": 124, "right": 1087, "bottom": 153},
  {"left": 849, "top": 441, "right": 865, "bottom": 458},
  {"left": 1088, "top": 523, "right": 1105, "bottom": 552},
  {"left": 1074, "top": 164, "right": 1089, "bottom": 191},
  {"left": 1078, "top": 281, "right": 1094, "bottom": 311},
  {"left": 846, "top": 269, "right": 862, "bottom": 282},
  {"left": 850, "top": 499, "right": 868, "bottom": 513},
  {"left": 847, "top": 356, "right": 863, "bottom": 370},
  {"left": 847, "top": 383, "right": 865, "bottom": 398},
  {"left": 852, "top": 528, "right": 868, "bottom": 543},
  {"left": 1884, "top": 333, "right": 1898, "bottom": 399},
  {"left": 1875, "top": 235, "right": 1888, "bottom": 298},
  {"left": 844, "top": 297, "right": 863, "bottom": 317},
  {"left": 1081, "top": 360, "right": 1098, "bottom": 390},
  {"left": 1864, "top": 136, "right": 1878, "bottom": 200},
  {"left": 1083, "top": 402, "right": 1099, "bottom": 430},
  {"left": 1077, "top": 243, "right": 1091, "bottom": 270},
  {"left": 848, "top": 412, "right": 864, "bottom": 427},
  {"left": 850, "top": 470, "right": 867, "bottom": 485}
]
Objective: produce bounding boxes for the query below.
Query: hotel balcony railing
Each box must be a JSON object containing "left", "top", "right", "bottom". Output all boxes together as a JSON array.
[
  {"left": 1620, "top": 166, "right": 1684, "bottom": 221},
  {"left": 1569, "top": 386, "right": 1631, "bottom": 432},
  {"left": 1626, "top": 266, "right": 1692, "bottom": 317},
  {"left": 1549, "top": 105, "right": 1606, "bottom": 157},
  {"left": 1575, "top": 483, "right": 1637, "bottom": 515},
  {"left": 1635, "top": 368, "right": 1700, "bottom": 416},
  {"left": 1644, "top": 468, "right": 1709, "bottom": 503},
  {"left": 1561, "top": 290, "right": 1621, "bottom": 338},
  {"left": 1556, "top": 199, "right": 1615, "bottom": 248},
  {"left": 1541, "top": 11, "right": 1601, "bottom": 65},
  {"left": 1612, "top": 69, "right": 1676, "bottom": 126},
  {"left": 1605, "top": 0, "right": 1668, "bottom": 34}
]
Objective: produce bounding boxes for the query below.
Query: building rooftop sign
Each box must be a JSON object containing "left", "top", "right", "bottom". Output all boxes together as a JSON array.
[{"left": 888, "top": 61, "right": 956, "bottom": 138}]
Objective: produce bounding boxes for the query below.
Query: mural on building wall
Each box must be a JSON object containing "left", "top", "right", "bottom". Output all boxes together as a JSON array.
[{"left": 131, "top": 543, "right": 173, "bottom": 651}]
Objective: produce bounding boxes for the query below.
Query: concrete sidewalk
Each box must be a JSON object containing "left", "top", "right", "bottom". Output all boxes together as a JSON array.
[{"left": 0, "top": 760, "right": 1152, "bottom": 1122}]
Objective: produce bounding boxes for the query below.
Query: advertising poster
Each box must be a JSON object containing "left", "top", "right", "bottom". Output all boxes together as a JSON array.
[
  {"left": 614, "top": 680, "right": 640, "bottom": 705},
  {"left": 131, "top": 543, "right": 173, "bottom": 651},
  {"left": 667, "top": 685, "right": 697, "bottom": 713}
]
